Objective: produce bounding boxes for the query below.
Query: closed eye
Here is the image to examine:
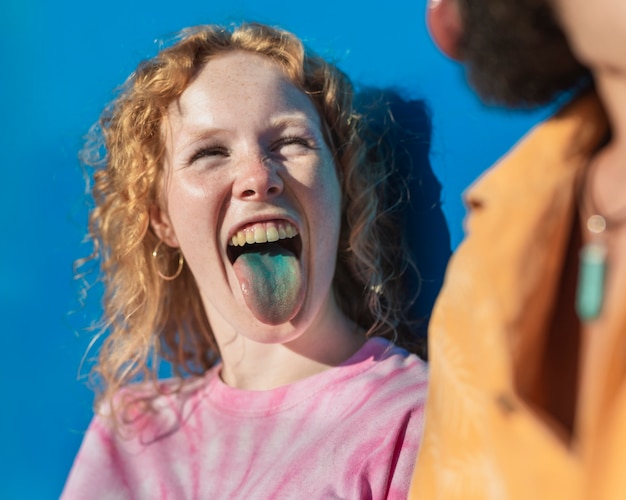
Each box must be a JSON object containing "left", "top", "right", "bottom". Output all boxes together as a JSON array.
[
  {"left": 271, "top": 135, "right": 318, "bottom": 156},
  {"left": 189, "top": 146, "right": 229, "bottom": 165}
]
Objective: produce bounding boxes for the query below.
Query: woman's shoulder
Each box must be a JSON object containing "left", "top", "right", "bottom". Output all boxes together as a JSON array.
[
  {"left": 336, "top": 336, "right": 428, "bottom": 403},
  {"left": 362, "top": 336, "right": 428, "bottom": 374},
  {"left": 95, "top": 368, "right": 220, "bottom": 441}
]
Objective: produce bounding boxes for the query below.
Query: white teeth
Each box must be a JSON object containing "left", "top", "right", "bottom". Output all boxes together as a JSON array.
[
  {"left": 229, "top": 222, "right": 299, "bottom": 247},
  {"left": 254, "top": 226, "right": 267, "bottom": 243},
  {"left": 267, "top": 227, "right": 279, "bottom": 242},
  {"left": 237, "top": 232, "right": 246, "bottom": 246}
]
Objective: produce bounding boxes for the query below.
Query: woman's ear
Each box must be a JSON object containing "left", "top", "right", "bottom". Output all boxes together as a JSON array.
[
  {"left": 149, "top": 205, "right": 180, "bottom": 248},
  {"left": 426, "top": 0, "right": 464, "bottom": 60}
]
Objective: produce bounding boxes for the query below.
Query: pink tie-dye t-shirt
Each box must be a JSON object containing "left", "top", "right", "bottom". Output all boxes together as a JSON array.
[{"left": 62, "top": 337, "right": 428, "bottom": 499}]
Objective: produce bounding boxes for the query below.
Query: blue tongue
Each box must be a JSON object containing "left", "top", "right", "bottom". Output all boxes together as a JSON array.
[{"left": 232, "top": 243, "right": 304, "bottom": 325}]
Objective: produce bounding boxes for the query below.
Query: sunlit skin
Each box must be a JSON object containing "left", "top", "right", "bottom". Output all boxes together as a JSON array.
[{"left": 150, "top": 51, "right": 364, "bottom": 390}]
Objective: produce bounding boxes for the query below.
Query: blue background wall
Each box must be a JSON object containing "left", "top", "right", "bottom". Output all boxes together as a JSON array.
[{"left": 1, "top": 0, "right": 546, "bottom": 497}]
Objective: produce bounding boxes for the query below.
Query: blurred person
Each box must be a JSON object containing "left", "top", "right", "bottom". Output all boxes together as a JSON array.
[{"left": 410, "top": 0, "right": 626, "bottom": 498}]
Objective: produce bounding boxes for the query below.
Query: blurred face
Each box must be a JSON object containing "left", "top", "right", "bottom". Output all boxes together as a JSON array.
[
  {"left": 151, "top": 51, "right": 343, "bottom": 344},
  {"left": 551, "top": 0, "right": 626, "bottom": 73},
  {"left": 425, "top": 0, "right": 588, "bottom": 107}
]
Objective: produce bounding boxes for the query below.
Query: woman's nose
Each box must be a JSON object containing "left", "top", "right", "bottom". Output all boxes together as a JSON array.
[{"left": 233, "top": 155, "right": 284, "bottom": 200}]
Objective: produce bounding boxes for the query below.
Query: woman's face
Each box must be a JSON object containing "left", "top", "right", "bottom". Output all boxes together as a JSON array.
[{"left": 152, "top": 50, "right": 343, "bottom": 344}]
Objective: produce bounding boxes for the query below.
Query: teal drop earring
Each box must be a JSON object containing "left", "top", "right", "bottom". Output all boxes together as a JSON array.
[
  {"left": 576, "top": 214, "right": 607, "bottom": 321},
  {"left": 575, "top": 159, "right": 626, "bottom": 321}
]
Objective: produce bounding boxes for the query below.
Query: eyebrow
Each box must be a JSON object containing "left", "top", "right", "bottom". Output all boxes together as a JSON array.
[
  {"left": 180, "top": 112, "right": 318, "bottom": 142},
  {"left": 268, "top": 113, "right": 318, "bottom": 130}
]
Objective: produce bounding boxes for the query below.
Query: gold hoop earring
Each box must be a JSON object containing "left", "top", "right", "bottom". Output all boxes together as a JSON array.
[{"left": 152, "top": 240, "right": 184, "bottom": 281}]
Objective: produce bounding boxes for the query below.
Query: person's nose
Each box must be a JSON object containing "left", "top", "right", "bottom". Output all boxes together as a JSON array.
[{"left": 233, "top": 153, "right": 284, "bottom": 201}]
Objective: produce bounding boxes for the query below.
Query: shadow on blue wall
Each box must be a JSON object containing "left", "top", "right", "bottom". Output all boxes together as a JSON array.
[{"left": 357, "top": 88, "right": 451, "bottom": 358}]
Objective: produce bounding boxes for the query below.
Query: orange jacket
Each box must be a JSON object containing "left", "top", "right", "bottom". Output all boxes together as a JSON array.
[{"left": 410, "top": 93, "right": 626, "bottom": 499}]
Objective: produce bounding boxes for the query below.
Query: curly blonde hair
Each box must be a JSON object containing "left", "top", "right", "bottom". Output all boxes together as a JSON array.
[{"left": 80, "top": 22, "right": 419, "bottom": 412}]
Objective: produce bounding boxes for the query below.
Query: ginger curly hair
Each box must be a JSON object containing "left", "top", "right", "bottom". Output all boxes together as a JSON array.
[{"left": 79, "top": 22, "right": 420, "bottom": 413}]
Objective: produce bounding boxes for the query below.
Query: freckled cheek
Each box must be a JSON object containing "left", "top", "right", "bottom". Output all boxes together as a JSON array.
[
  {"left": 304, "top": 156, "right": 341, "bottom": 199},
  {"left": 307, "top": 166, "right": 343, "bottom": 241},
  {"left": 320, "top": 182, "right": 342, "bottom": 222},
  {"left": 166, "top": 177, "right": 222, "bottom": 246}
]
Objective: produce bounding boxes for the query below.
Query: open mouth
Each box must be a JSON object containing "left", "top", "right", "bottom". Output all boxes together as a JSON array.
[
  {"left": 227, "top": 220, "right": 305, "bottom": 325},
  {"left": 227, "top": 222, "right": 302, "bottom": 264}
]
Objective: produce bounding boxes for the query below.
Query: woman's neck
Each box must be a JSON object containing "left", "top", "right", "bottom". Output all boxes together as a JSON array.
[{"left": 215, "top": 297, "right": 366, "bottom": 391}]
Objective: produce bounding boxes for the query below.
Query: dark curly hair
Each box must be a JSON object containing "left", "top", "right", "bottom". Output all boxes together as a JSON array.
[{"left": 456, "top": 0, "right": 592, "bottom": 107}]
